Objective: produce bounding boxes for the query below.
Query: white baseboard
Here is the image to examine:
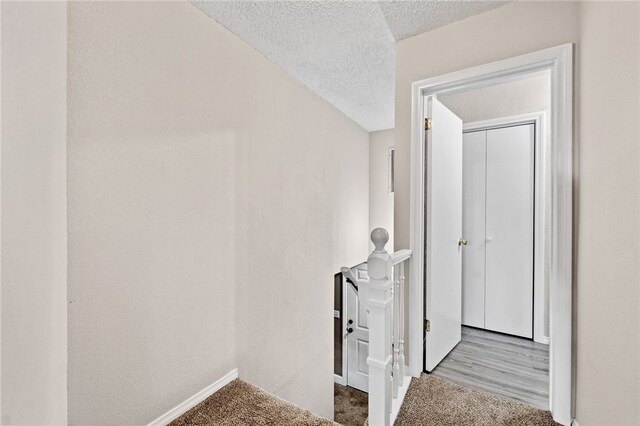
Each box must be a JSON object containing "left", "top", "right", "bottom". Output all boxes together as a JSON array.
[
  {"left": 334, "top": 373, "right": 346, "bottom": 386},
  {"left": 390, "top": 374, "right": 412, "bottom": 425},
  {"left": 148, "top": 368, "right": 238, "bottom": 426},
  {"left": 534, "top": 332, "right": 550, "bottom": 345}
]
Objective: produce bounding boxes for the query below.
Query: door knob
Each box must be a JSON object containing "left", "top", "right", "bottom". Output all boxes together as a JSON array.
[
  {"left": 347, "top": 327, "right": 354, "bottom": 334},
  {"left": 458, "top": 239, "right": 469, "bottom": 246}
]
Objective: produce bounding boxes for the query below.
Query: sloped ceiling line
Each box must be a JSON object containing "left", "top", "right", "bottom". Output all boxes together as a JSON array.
[{"left": 192, "top": 1, "right": 507, "bottom": 132}]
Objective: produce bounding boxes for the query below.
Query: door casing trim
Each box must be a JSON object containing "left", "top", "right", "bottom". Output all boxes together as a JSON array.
[
  {"left": 334, "top": 272, "right": 349, "bottom": 386},
  {"left": 408, "top": 44, "right": 573, "bottom": 425}
]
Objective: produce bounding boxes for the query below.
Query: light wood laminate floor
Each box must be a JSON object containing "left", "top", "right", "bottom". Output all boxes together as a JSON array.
[{"left": 430, "top": 326, "right": 549, "bottom": 410}]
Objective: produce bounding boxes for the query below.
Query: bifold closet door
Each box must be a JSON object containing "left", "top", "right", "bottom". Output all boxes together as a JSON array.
[
  {"left": 462, "top": 131, "right": 486, "bottom": 329},
  {"left": 484, "top": 124, "right": 534, "bottom": 338}
]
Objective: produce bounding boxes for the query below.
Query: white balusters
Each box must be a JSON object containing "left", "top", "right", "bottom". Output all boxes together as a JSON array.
[
  {"left": 392, "top": 264, "right": 401, "bottom": 399},
  {"left": 398, "top": 260, "right": 406, "bottom": 384}
]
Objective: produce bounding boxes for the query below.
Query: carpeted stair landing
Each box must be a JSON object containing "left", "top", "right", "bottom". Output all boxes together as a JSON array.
[
  {"left": 334, "top": 383, "right": 368, "bottom": 426},
  {"left": 393, "top": 374, "right": 559, "bottom": 426},
  {"left": 361, "top": 375, "right": 558, "bottom": 426},
  {"left": 170, "top": 379, "right": 337, "bottom": 426}
]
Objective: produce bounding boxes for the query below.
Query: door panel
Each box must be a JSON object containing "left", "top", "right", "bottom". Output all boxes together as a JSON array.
[
  {"left": 346, "top": 264, "right": 369, "bottom": 392},
  {"left": 356, "top": 340, "right": 369, "bottom": 376},
  {"left": 424, "top": 97, "right": 463, "bottom": 372},
  {"left": 485, "top": 124, "right": 534, "bottom": 338},
  {"left": 462, "top": 131, "right": 487, "bottom": 329}
]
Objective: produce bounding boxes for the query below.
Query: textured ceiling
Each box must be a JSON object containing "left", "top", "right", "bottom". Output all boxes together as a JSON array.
[
  {"left": 378, "top": 1, "right": 507, "bottom": 41},
  {"left": 192, "top": 1, "right": 507, "bottom": 131}
]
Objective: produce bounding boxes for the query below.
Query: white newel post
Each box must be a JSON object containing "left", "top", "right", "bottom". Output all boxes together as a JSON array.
[{"left": 367, "top": 228, "right": 393, "bottom": 426}]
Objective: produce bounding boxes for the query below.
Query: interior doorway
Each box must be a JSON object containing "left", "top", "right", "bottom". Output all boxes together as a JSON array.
[
  {"left": 333, "top": 265, "right": 369, "bottom": 426},
  {"left": 423, "top": 74, "right": 550, "bottom": 362},
  {"left": 425, "top": 85, "right": 551, "bottom": 406},
  {"left": 408, "top": 44, "right": 574, "bottom": 425}
]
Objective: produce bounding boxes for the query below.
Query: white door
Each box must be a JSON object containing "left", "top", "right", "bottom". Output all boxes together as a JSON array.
[
  {"left": 346, "top": 265, "right": 369, "bottom": 392},
  {"left": 462, "top": 130, "right": 487, "bottom": 329},
  {"left": 424, "top": 97, "right": 463, "bottom": 372},
  {"left": 485, "top": 124, "right": 534, "bottom": 338}
]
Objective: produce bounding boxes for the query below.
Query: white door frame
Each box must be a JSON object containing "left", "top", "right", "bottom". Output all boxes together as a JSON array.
[
  {"left": 408, "top": 44, "right": 573, "bottom": 425},
  {"left": 464, "top": 112, "right": 547, "bottom": 345},
  {"left": 334, "top": 273, "right": 349, "bottom": 386}
]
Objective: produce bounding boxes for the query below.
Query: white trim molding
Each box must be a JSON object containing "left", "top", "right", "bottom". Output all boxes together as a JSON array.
[
  {"left": 336, "top": 272, "right": 349, "bottom": 386},
  {"left": 390, "top": 374, "right": 412, "bottom": 425},
  {"left": 408, "top": 44, "right": 573, "bottom": 425},
  {"left": 148, "top": 368, "right": 238, "bottom": 426}
]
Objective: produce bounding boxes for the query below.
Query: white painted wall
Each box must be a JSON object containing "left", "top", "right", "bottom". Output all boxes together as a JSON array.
[
  {"left": 1, "top": 2, "right": 68, "bottom": 424},
  {"left": 369, "top": 129, "right": 394, "bottom": 251},
  {"left": 395, "top": 1, "right": 639, "bottom": 424},
  {"left": 439, "top": 74, "right": 551, "bottom": 339},
  {"left": 1, "top": 3, "right": 3, "bottom": 419},
  {"left": 67, "top": 2, "right": 368, "bottom": 424},
  {"left": 438, "top": 74, "right": 550, "bottom": 124},
  {"left": 576, "top": 3, "right": 639, "bottom": 424}
]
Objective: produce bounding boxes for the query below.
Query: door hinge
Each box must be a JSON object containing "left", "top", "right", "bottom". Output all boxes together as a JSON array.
[
  {"left": 424, "top": 118, "right": 432, "bottom": 131},
  {"left": 424, "top": 319, "right": 431, "bottom": 332}
]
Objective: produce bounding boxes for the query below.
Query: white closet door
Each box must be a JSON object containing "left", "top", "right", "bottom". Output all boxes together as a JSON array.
[
  {"left": 462, "top": 131, "right": 486, "bottom": 328},
  {"left": 485, "top": 124, "right": 534, "bottom": 338}
]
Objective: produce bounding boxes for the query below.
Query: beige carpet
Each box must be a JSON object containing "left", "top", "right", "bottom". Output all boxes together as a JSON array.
[
  {"left": 170, "top": 375, "right": 558, "bottom": 426},
  {"left": 393, "top": 374, "right": 559, "bottom": 426},
  {"left": 334, "top": 384, "right": 368, "bottom": 426},
  {"left": 170, "top": 379, "right": 337, "bottom": 426}
]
